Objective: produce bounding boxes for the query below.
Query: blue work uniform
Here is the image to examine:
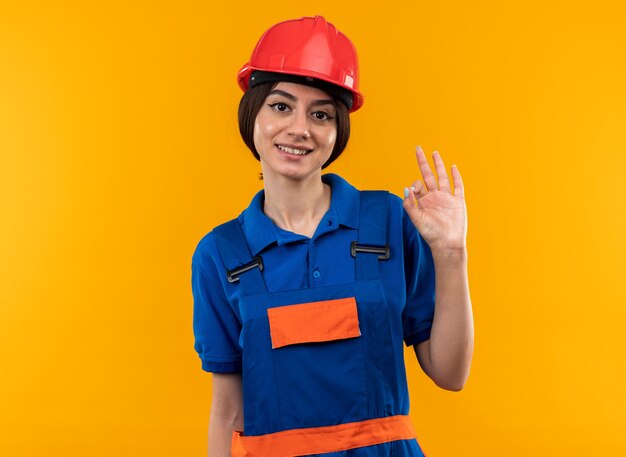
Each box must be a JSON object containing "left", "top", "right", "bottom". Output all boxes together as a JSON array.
[{"left": 192, "top": 174, "right": 436, "bottom": 457}]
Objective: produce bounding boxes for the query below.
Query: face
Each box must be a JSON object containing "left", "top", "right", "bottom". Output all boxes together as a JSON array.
[{"left": 253, "top": 82, "right": 338, "bottom": 182}]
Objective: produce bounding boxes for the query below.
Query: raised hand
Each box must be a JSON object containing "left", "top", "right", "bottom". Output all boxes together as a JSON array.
[{"left": 403, "top": 146, "right": 467, "bottom": 253}]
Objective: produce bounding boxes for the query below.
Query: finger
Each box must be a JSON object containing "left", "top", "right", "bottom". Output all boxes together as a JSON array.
[
  {"left": 402, "top": 191, "right": 425, "bottom": 227},
  {"left": 403, "top": 187, "right": 416, "bottom": 209},
  {"left": 451, "top": 164, "right": 465, "bottom": 199},
  {"left": 410, "top": 180, "right": 428, "bottom": 200},
  {"left": 415, "top": 146, "right": 438, "bottom": 191},
  {"left": 432, "top": 151, "right": 451, "bottom": 193}
]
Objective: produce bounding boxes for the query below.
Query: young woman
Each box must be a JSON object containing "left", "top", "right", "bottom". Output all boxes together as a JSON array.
[{"left": 192, "top": 16, "right": 473, "bottom": 457}]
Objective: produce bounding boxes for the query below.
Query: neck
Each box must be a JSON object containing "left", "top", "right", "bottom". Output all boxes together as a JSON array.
[{"left": 262, "top": 173, "right": 331, "bottom": 238}]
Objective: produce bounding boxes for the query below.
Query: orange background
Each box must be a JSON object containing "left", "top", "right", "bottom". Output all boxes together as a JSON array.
[{"left": 1, "top": 1, "right": 625, "bottom": 455}]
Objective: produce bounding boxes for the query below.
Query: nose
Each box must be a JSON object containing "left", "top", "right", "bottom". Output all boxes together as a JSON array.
[{"left": 287, "top": 109, "right": 311, "bottom": 140}]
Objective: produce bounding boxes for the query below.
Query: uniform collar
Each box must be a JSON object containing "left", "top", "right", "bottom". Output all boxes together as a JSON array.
[
  {"left": 240, "top": 173, "right": 360, "bottom": 256},
  {"left": 322, "top": 173, "right": 359, "bottom": 229}
]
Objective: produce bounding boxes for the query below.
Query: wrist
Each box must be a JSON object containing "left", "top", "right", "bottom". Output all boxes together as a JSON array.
[{"left": 431, "top": 247, "right": 467, "bottom": 265}]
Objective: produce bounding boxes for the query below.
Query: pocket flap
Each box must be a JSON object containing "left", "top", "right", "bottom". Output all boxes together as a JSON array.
[{"left": 267, "top": 297, "right": 360, "bottom": 349}]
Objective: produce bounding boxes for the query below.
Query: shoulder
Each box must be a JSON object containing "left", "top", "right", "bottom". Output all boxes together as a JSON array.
[
  {"left": 360, "top": 188, "right": 407, "bottom": 225},
  {"left": 192, "top": 230, "right": 221, "bottom": 273},
  {"left": 386, "top": 192, "right": 405, "bottom": 212},
  {"left": 364, "top": 190, "right": 406, "bottom": 227},
  {"left": 192, "top": 215, "right": 243, "bottom": 271}
]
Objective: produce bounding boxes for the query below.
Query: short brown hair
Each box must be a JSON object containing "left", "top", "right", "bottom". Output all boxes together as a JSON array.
[{"left": 238, "top": 83, "right": 351, "bottom": 169}]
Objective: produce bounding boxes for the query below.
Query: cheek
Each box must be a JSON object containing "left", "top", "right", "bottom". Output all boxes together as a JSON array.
[
  {"left": 322, "top": 128, "right": 337, "bottom": 151},
  {"left": 328, "top": 130, "right": 337, "bottom": 147},
  {"left": 252, "top": 122, "right": 262, "bottom": 151},
  {"left": 253, "top": 116, "right": 278, "bottom": 153}
]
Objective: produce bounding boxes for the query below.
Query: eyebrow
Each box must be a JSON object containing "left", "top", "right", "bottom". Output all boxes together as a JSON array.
[{"left": 267, "top": 89, "right": 335, "bottom": 107}]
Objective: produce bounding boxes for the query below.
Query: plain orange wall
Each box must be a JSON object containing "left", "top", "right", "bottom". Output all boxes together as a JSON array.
[{"left": 1, "top": 1, "right": 625, "bottom": 455}]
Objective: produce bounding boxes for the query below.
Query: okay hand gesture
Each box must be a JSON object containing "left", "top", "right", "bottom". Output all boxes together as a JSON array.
[{"left": 403, "top": 146, "right": 467, "bottom": 253}]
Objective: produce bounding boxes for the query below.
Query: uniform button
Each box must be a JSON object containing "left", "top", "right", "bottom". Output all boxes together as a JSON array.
[{"left": 313, "top": 270, "right": 321, "bottom": 279}]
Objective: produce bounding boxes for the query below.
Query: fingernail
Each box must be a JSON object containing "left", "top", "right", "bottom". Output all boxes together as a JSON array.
[
  {"left": 416, "top": 145, "right": 423, "bottom": 152},
  {"left": 404, "top": 187, "right": 409, "bottom": 198},
  {"left": 410, "top": 186, "right": 416, "bottom": 192}
]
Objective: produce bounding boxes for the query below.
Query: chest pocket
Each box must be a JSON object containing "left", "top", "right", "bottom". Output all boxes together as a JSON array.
[{"left": 268, "top": 297, "right": 361, "bottom": 348}]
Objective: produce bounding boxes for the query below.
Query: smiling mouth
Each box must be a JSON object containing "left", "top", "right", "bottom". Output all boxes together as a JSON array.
[{"left": 276, "top": 144, "right": 312, "bottom": 156}]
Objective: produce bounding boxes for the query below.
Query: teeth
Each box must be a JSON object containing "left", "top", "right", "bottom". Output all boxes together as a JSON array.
[{"left": 277, "top": 145, "right": 310, "bottom": 155}]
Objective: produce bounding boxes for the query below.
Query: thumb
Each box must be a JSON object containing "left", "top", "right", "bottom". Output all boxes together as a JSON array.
[
  {"left": 403, "top": 187, "right": 417, "bottom": 209},
  {"left": 403, "top": 187, "right": 424, "bottom": 228}
]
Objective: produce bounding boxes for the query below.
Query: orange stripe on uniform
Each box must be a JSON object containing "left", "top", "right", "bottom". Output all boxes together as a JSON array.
[
  {"left": 267, "top": 297, "right": 360, "bottom": 349},
  {"left": 231, "top": 415, "right": 416, "bottom": 457}
]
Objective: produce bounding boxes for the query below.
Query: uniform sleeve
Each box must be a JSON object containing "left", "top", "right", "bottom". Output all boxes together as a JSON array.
[
  {"left": 402, "top": 211, "right": 436, "bottom": 346},
  {"left": 192, "top": 232, "right": 242, "bottom": 373}
]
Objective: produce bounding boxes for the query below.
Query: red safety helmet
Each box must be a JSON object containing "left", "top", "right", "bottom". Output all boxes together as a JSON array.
[{"left": 237, "top": 16, "right": 364, "bottom": 112}]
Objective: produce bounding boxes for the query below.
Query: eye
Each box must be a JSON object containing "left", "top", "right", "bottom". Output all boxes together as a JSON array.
[
  {"left": 268, "top": 102, "right": 290, "bottom": 112},
  {"left": 312, "top": 111, "right": 334, "bottom": 121}
]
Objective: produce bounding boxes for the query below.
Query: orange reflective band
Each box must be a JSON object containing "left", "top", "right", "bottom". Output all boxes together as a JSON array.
[
  {"left": 231, "top": 415, "right": 416, "bottom": 457},
  {"left": 267, "top": 297, "right": 360, "bottom": 349}
]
